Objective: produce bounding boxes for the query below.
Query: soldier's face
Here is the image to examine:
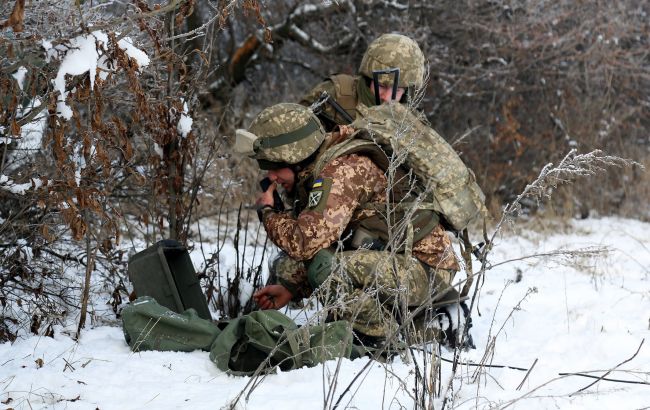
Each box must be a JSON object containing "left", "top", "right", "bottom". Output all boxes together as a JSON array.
[
  {"left": 267, "top": 167, "right": 295, "bottom": 193},
  {"left": 370, "top": 80, "right": 405, "bottom": 103}
]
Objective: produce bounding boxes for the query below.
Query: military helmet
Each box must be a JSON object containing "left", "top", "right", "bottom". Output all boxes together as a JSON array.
[
  {"left": 358, "top": 33, "right": 426, "bottom": 89},
  {"left": 238, "top": 103, "right": 325, "bottom": 169}
]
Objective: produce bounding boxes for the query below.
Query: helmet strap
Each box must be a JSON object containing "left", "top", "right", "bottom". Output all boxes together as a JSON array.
[
  {"left": 372, "top": 68, "right": 401, "bottom": 105},
  {"left": 400, "top": 86, "right": 412, "bottom": 104},
  {"left": 255, "top": 118, "right": 320, "bottom": 150}
]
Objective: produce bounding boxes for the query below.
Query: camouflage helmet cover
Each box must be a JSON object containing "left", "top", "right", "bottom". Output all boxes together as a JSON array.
[
  {"left": 359, "top": 33, "right": 426, "bottom": 88},
  {"left": 248, "top": 103, "right": 325, "bottom": 168}
]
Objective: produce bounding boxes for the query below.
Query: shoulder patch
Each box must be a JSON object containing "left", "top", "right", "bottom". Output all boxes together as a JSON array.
[
  {"left": 308, "top": 190, "right": 323, "bottom": 208},
  {"left": 307, "top": 178, "right": 333, "bottom": 212}
]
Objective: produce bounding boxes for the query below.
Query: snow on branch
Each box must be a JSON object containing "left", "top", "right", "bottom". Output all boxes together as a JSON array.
[
  {"left": 50, "top": 31, "right": 150, "bottom": 120},
  {"left": 285, "top": 23, "right": 356, "bottom": 54},
  {"left": 0, "top": 174, "right": 44, "bottom": 195},
  {"left": 288, "top": 1, "right": 356, "bottom": 25},
  {"left": 271, "top": 0, "right": 356, "bottom": 54}
]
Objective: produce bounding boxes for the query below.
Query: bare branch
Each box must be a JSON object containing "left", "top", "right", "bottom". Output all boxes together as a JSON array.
[{"left": 570, "top": 338, "right": 646, "bottom": 395}]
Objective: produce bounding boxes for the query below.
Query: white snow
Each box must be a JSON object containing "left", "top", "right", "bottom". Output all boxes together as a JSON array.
[
  {"left": 117, "top": 36, "right": 150, "bottom": 69},
  {"left": 42, "top": 39, "right": 53, "bottom": 51},
  {"left": 1, "top": 216, "right": 648, "bottom": 409},
  {"left": 52, "top": 31, "right": 149, "bottom": 120},
  {"left": 0, "top": 175, "right": 44, "bottom": 195},
  {"left": 18, "top": 98, "right": 47, "bottom": 150},
  {"left": 12, "top": 67, "right": 28, "bottom": 90},
  {"left": 177, "top": 100, "right": 193, "bottom": 138},
  {"left": 238, "top": 279, "right": 255, "bottom": 307},
  {"left": 73, "top": 143, "right": 84, "bottom": 186},
  {"left": 2, "top": 97, "right": 47, "bottom": 150},
  {"left": 53, "top": 32, "right": 104, "bottom": 119}
]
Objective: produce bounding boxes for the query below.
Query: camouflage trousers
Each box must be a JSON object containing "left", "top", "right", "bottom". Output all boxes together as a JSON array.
[{"left": 275, "top": 249, "right": 460, "bottom": 344}]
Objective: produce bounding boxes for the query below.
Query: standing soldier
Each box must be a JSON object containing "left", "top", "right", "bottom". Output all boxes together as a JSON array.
[
  {"left": 300, "top": 33, "right": 426, "bottom": 131},
  {"left": 236, "top": 103, "right": 474, "bottom": 350}
]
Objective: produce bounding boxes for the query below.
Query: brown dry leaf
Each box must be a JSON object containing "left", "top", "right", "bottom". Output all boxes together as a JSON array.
[
  {"left": 124, "top": 139, "right": 133, "bottom": 160},
  {"left": 35, "top": 358, "right": 44, "bottom": 368},
  {"left": 41, "top": 224, "right": 51, "bottom": 242},
  {"left": 92, "top": 110, "right": 102, "bottom": 130},
  {"left": 10, "top": 119, "right": 21, "bottom": 136},
  {"left": 0, "top": 0, "right": 25, "bottom": 32}
]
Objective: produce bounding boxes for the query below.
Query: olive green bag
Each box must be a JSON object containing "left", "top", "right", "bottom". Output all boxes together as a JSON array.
[
  {"left": 209, "top": 310, "right": 354, "bottom": 376},
  {"left": 122, "top": 296, "right": 221, "bottom": 352},
  {"left": 122, "top": 297, "right": 354, "bottom": 376}
]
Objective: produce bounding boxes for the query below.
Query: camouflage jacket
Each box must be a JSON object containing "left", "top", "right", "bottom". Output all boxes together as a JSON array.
[
  {"left": 261, "top": 151, "right": 460, "bottom": 298},
  {"left": 299, "top": 74, "right": 376, "bottom": 131}
]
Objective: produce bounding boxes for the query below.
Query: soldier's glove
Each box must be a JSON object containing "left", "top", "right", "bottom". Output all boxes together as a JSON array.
[{"left": 435, "top": 301, "right": 476, "bottom": 351}]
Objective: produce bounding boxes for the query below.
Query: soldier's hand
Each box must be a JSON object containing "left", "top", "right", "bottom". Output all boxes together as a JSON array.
[
  {"left": 339, "top": 124, "right": 355, "bottom": 138},
  {"left": 253, "top": 284, "right": 292, "bottom": 310},
  {"left": 255, "top": 181, "right": 276, "bottom": 208}
]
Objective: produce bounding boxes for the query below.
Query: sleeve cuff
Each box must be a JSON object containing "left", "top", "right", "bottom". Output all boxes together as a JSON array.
[
  {"left": 256, "top": 205, "right": 274, "bottom": 222},
  {"left": 277, "top": 278, "right": 303, "bottom": 302}
]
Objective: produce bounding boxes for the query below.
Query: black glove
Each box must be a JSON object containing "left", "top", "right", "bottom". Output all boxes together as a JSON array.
[
  {"left": 435, "top": 301, "right": 476, "bottom": 351},
  {"left": 259, "top": 177, "right": 284, "bottom": 211}
]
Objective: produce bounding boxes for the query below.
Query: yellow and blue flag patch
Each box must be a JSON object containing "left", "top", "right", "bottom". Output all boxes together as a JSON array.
[{"left": 307, "top": 178, "right": 332, "bottom": 212}]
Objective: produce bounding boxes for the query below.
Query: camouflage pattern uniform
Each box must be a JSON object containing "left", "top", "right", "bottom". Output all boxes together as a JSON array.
[
  {"left": 300, "top": 33, "right": 426, "bottom": 130},
  {"left": 238, "top": 102, "right": 461, "bottom": 343},
  {"left": 262, "top": 153, "right": 457, "bottom": 271},
  {"left": 260, "top": 151, "right": 459, "bottom": 340}
]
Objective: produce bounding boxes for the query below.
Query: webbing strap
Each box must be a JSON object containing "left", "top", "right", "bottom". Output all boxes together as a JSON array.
[
  {"left": 255, "top": 118, "right": 320, "bottom": 150},
  {"left": 460, "top": 228, "right": 473, "bottom": 298},
  {"left": 354, "top": 203, "right": 440, "bottom": 248},
  {"left": 312, "top": 138, "right": 386, "bottom": 178},
  {"left": 361, "top": 201, "right": 438, "bottom": 212},
  {"left": 411, "top": 210, "right": 440, "bottom": 244}
]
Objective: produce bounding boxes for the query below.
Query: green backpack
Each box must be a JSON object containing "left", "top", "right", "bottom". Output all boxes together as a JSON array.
[
  {"left": 351, "top": 103, "right": 488, "bottom": 232},
  {"left": 210, "top": 310, "right": 354, "bottom": 376}
]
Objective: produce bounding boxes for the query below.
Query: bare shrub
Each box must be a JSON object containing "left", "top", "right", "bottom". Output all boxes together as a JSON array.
[
  {"left": 200, "top": 207, "right": 268, "bottom": 319},
  {"left": 0, "top": 0, "right": 251, "bottom": 339}
]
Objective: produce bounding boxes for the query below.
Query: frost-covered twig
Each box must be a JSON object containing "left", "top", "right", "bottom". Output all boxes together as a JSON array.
[
  {"left": 498, "top": 149, "right": 642, "bottom": 228},
  {"left": 486, "top": 246, "right": 608, "bottom": 270},
  {"left": 458, "top": 148, "right": 642, "bottom": 352}
]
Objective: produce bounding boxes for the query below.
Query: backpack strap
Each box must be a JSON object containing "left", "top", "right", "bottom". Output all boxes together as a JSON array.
[
  {"left": 312, "top": 136, "right": 389, "bottom": 179},
  {"left": 356, "top": 203, "right": 440, "bottom": 248},
  {"left": 329, "top": 74, "right": 358, "bottom": 112},
  {"left": 311, "top": 136, "right": 441, "bottom": 251}
]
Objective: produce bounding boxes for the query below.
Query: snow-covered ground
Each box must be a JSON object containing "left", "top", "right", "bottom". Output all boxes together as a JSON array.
[{"left": 1, "top": 216, "right": 649, "bottom": 409}]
